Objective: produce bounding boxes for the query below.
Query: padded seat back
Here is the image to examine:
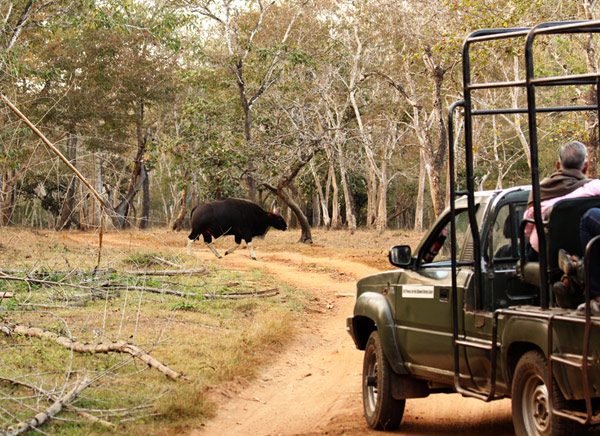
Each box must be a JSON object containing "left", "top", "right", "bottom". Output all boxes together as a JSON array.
[
  {"left": 518, "top": 196, "right": 600, "bottom": 288},
  {"left": 547, "top": 196, "right": 600, "bottom": 274}
]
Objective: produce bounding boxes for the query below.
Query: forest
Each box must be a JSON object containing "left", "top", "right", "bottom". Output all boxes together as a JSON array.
[{"left": 2, "top": 0, "right": 600, "bottom": 242}]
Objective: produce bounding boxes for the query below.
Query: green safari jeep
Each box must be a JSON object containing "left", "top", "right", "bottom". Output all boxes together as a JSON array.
[
  {"left": 347, "top": 20, "right": 600, "bottom": 436},
  {"left": 347, "top": 187, "right": 600, "bottom": 434}
]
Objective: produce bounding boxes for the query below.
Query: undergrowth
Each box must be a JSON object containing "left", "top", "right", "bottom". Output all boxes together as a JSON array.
[{"left": 0, "top": 230, "right": 309, "bottom": 434}]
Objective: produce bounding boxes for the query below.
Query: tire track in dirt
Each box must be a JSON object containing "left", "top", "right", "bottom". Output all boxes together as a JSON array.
[{"left": 192, "top": 250, "right": 514, "bottom": 436}]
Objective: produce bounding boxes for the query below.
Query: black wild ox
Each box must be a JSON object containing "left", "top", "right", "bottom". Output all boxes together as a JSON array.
[{"left": 187, "top": 198, "right": 287, "bottom": 260}]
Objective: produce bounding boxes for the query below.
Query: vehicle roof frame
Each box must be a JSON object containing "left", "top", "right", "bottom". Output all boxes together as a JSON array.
[
  {"left": 450, "top": 19, "right": 600, "bottom": 314},
  {"left": 447, "top": 20, "right": 600, "bottom": 417}
]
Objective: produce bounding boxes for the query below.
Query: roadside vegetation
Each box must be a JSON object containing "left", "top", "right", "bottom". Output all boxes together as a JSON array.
[{"left": 0, "top": 228, "right": 310, "bottom": 434}]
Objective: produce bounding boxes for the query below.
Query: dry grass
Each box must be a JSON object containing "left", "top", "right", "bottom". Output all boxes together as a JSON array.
[
  {"left": 0, "top": 227, "right": 311, "bottom": 434},
  {"left": 0, "top": 225, "right": 424, "bottom": 434}
]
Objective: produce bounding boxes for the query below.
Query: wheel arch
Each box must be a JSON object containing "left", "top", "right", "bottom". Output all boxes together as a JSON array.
[
  {"left": 502, "top": 317, "right": 574, "bottom": 400},
  {"left": 351, "top": 315, "right": 376, "bottom": 350},
  {"left": 351, "top": 291, "right": 408, "bottom": 375},
  {"left": 506, "top": 341, "right": 543, "bottom": 392}
]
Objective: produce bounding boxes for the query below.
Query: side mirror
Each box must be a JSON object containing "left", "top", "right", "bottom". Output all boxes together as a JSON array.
[{"left": 389, "top": 245, "right": 413, "bottom": 267}]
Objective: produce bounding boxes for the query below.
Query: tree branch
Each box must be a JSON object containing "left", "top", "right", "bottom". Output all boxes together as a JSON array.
[
  {"left": 5, "top": 377, "right": 91, "bottom": 436},
  {"left": 0, "top": 323, "right": 185, "bottom": 380},
  {"left": 0, "top": 377, "right": 115, "bottom": 430}
]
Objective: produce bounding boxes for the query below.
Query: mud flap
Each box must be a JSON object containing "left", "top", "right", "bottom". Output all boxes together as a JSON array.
[{"left": 391, "top": 373, "right": 430, "bottom": 399}]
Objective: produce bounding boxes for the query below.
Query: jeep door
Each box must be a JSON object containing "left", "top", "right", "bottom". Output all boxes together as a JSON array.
[{"left": 394, "top": 208, "right": 473, "bottom": 381}]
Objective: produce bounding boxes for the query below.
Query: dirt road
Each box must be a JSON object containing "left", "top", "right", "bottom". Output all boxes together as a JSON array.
[{"left": 193, "top": 248, "right": 514, "bottom": 436}]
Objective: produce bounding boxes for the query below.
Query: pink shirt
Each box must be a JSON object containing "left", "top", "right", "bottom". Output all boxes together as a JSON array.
[{"left": 524, "top": 179, "right": 600, "bottom": 252}]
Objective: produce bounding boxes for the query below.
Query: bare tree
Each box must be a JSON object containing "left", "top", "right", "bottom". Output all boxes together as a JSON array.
[{"left": 194, "top": 0, "right": 303, "bottom": 201}]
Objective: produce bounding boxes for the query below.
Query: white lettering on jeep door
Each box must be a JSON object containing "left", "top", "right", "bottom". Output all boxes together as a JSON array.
[{"left": 401, "top": 285, "right": 435, "bottom": 299}]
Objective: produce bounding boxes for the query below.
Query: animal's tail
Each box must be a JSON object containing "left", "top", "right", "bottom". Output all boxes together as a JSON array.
[{"left": 190, "top": 205, "right": 198, "bottom": 218}]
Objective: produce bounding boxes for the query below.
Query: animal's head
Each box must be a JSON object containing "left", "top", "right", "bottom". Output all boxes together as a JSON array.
[{"left": 268, "top": 212, "right": 288, "bottom": 231}]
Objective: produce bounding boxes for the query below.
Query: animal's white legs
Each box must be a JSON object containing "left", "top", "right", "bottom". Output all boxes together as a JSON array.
[
  {"left": 247, "top": 241, "right": 257, "bottom": 260},
  {"left": 224, "top": 244, "right": 240, "bottom": 256},
  {"left": 187, "top": 238, "right": 193, "bottom": 255},
  {"left": 206, "top": 242, "right": 223, "bottom": 259}
]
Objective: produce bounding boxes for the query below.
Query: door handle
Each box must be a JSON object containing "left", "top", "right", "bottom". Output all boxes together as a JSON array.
[{"left": 439, "top": 288, "right": 449, "bottom": 302}]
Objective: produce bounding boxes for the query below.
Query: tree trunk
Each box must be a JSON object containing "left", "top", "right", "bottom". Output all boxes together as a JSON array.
[
  {"left": 426, "top": 64, "right": 448, "bottom": 216},
  {"left": 414, "top": 151, "right": 426, "bottom": 231},
  {"left": 78, "top": 181, "right": 87, "bottom": 230},
  {"left": 337, "top": 146, "right": 357, "bottom": 234},
  {"left": 329, "top": 162, "right": 341, "bottom": 229},
  {"left": 309, "top": 162, "right": 330, "bottom": 227},
  {"left": 584, "top": 1, "right": 599, "bottom": 176},
  {"left": 1, "top": 169, "right": 17, "bottom": 226},
  {"left": 241, "top": 77, "right": 257, "bottom": 202},
  {"left": 112, "top": 99, "right": 147, "bottom": 229},
  {"left": 311, "top": 194, "right": 321, "bottom": 226},
  {"left": 275, "top": 186, "right": 312, "bottom": 243},
  {"left": 139, "top": 164, "right": 150, "bottom": 229},
  {"left": 56, "top": 133, "right": 78, "bottom": 231},
  {"left": 170, "top": 171, "right": 189, "bottom": 231},
  {"left": 94, "top": 153, "right": 104, "bottom": 227},
  {"left": 375, "top": 156, "right": 387, "bottom": 234},
  {"left": 113, "top": 162, "right": 146, "bottom": 229}
]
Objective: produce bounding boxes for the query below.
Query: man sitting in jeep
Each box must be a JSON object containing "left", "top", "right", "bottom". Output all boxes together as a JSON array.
[
  {"left": 523, "top": 140, "right": 600, "bottom": 310},
  {"left": 524, "top": 140, "right": 600, "bottom": 257}
]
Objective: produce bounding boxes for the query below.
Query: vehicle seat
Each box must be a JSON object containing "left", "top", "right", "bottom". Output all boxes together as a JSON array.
[
  {"left": 519, "top": 196, "right": 600, "bottom": 288},
  {"left": 521, "top": 261, "right": 541, "bottom": 286}
]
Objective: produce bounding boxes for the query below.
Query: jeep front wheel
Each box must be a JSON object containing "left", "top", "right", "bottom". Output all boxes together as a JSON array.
[
  {"left": 511, "top": 350, "right": 577, "bottom": 436},
  {"left": 362, "top": 330, "right": 405, "bottom": 430}
]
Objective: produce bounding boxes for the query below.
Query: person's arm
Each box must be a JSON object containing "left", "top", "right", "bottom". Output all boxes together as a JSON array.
[{"left": 523, "top": 206, "right": 534, "bottom": 238}]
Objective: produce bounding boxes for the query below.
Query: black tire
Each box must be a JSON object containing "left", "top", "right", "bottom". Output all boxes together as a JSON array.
[
  {"left": 362, "top": 331, "right": 405, "bottom": 430},
  {"left": 511, "top": 350, "right": 578, "bottom": 436}
]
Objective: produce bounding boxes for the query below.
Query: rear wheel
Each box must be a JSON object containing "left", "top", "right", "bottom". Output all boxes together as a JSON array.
[
  {"left": 362, "top": 331, "right": 405, "bottom": 430},
  {"left": 511, "top": 350, "right": 577, "bottom": 436}
]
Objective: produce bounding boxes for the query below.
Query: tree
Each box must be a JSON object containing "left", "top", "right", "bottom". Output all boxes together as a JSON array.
[{"left": 191, "top": 0, "right": 304, "bottom": 201}]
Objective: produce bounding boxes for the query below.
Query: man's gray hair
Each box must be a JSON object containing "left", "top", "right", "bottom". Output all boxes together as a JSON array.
[{"left": 559, "top": 141, "right": 587, "bottom": 170}]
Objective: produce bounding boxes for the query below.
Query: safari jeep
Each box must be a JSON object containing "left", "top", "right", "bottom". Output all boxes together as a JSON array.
[{"left": 347, "top": 21, "right": 600, "bottom": 435}]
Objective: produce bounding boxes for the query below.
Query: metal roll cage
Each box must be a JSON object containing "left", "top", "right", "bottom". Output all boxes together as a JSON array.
[{"left": 448, "top": 20, "right": 600, "bottom": 424}]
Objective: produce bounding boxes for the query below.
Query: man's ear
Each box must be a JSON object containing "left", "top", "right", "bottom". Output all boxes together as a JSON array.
[{"left": 555, "top": 160, "right": 561, "bottom": 171}]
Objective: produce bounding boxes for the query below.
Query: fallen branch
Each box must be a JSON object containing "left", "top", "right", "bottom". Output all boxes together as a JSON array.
[
  {"left": 105, "top": 285, "right": 193, "bottom": 297},
  {"left": 0, "top": 268, "right": 207, "bottom": 278},
  {"left": 19, "top": 302, "right": 87, "bottom": 309},
  {"left": 104, "top": 284, "right": 279, "bottom": 300},
  {"left": 0, "top": 274, "right": 91, "bottom": 290},
  {"left": 5, "top": 377, "right": 90, "bottom": 436},
  {"left": 123, "top": 268, "right": 207, "bottom": 276},
  {"left": 151, "top": 256, "right": 180, "bottom": 268},
  {"left": 1, "top": 292, "right": 14, "bottom": 298},
  {"left": 0, "top": 323, "right": 184, "bottom": 380},
  {"left": 203, "top": 288, "right": 279, "bottom": 300},
  {"left": 0, "top": 377, "right": 115, "bottom": 429},
  {"left": 71, "top": 409, "right": 116, "bottom": 429}
]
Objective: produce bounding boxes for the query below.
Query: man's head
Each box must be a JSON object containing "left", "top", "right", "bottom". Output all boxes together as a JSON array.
[{"left": 557, "top": 140, "right": 588, "bottom": 173}]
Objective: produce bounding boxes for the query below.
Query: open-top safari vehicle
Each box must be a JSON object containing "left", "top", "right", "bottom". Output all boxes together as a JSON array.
[{"left": 347, "top": 20, "right": 600, "bottom": 435}]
